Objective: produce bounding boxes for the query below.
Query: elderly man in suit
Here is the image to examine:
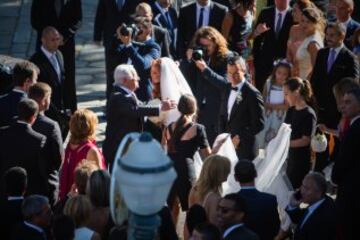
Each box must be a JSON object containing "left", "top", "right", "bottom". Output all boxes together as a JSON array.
[
  {"left": 199, "top": 55, "right": 264, "bottom": 159},
  {"left": 311, "top": 22, "right": 359, "bottom": 172},
  {"left": 0, "top": 61, "right": 38, "bottom": 127},
  {"left": 102, "top": 64, "right": 176, "bottom": 168},
  {"left": 235, "top": 160, "right": 280, "bottom": 240},
  {"left": 177, "top": 0, "right": 228, "bottom": 58},
  {"left": 335, "top": 0, "right": 360, "bottom": 50},
  {"left": 286, "top": 172, "right": 336, "bottom": 240},
  {"left": 252, "top": 0, "right": 294, "bottom": 92}
]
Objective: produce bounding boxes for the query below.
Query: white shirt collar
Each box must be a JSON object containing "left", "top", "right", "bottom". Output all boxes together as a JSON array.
[
  {"left": 12, "top": 88, "right": 27, "bottom": 95},
  {"left": 116, "top": 84, "right": 134, "bottom": 96},
  {"left": 233, "top": 80, "right": 245, "bottom": 92},
  {"left": 24, "top": 221, "right": 44, "bottom": 233},
  {"left": 330, "top": 43, "right": 344, "bottom": 57},
  {"left": 223, "top": 223, "right": 244, "bottom": 238},
  {"left": 350, "top": 114, "right": 360, "bottom": 125},
  {"left": 196, "top": 0, "right": 211, "bottom": 9},
  {"left": 8, "top": 196, "right": 24, "bottom": 201},
  {"left": 275, "top": 7, "right": 289, "bottom": 16},
  {"left": 41, "top": 46, "right": 56, "bottom": 59}
]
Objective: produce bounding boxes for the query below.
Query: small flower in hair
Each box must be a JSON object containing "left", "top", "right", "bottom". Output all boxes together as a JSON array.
[{"left": 273, "top": 59, "right": 293, "bottom": 68}]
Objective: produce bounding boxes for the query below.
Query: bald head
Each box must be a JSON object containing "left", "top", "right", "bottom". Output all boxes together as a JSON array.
[
  {"left": 41, "top": 26, "right": 61, "bottom": 53},
  {"left": 336, "top": 0, "right": 354, "bottom": 22}
]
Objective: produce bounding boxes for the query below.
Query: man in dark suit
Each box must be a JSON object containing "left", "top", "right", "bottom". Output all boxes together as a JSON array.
[
  {"left": 217, "top": 193, "right": 260, "bottom": 240},
  {"left": 234, "top": 160, "right": 280, "bottom": 240},
  {"left": 0, "top": 167, "right": 27, "bottom": 240},
  {"left": 0, "top": 61, "right": 38, "bottom": 127},
  {"left": 0, "top": 99, "right": 48, "bottom": 197},
  {"left": 12, "top": 195, "right": 52, "bottom": 240},
  {"left": 286, "top": 172, "right": 336, "bottom": 240},
  {"left": 332, "top": 88, "right": 360, "bottom": 239},
  {"left": 152, "top": 0, "right": 178, "bottom": 57},
  {"left": 115, "top": 17, "right": 161, "bottom": 101},
  {"left": 200, "top": 55, "right": 264, "bottom": 159},
  {"left": 31, "top": 0, "right": 82, "bottom": 113},
  {"left": 335, "top": 0, "right": 360, "bottom": 50},
  {"left": 29, "top": 83, "right": 64, "bottom": 204},
  {"left": 102, "top": 64, "right": 176, "bottom": 167},
  {"left": 311, "top": 22, "right": 359, "bottom": 171},
  {"left": 94, "top": 0, "right": 141, "bottom": 99},
  {"left": 177, "top": 0, "right": 228, "bottom": 58},
  {"left": 30, "top": 26, "right": 70, "bottom": 138},
  {"left": 252, "top": 0, "right": 293, "bottom": 92}
]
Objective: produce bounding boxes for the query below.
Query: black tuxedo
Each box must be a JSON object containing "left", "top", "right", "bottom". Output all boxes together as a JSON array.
[
  {"left": 94, "top": 0, "right": 141, "bottom": 98},
  {"left": 11, "top": 222, "right": 46, "bottom": 240},
  {"left": 224, "top": 225, "right": 260, "bottom": 240},
  {"left": 177, "top": 1, "right": 228, "bottom": 58},
  {"left": 103, "top": 86, "right": 160, "bottom": 167},
  {"left": 253, "top": 7, "right": 293, "bottom": 92},
  {"left": 0, "top": 198, "right": 23, "bottom": 240},
  {"left": 286, "top": 196, "right": 336, "bottom": 240},
  {"left": 0, "top": 121, "right": 47, "bottom": 198},
  {"left": 31, "top": 0, "right": 82, "bottom": 113},
  {"left": 237, "top": 188, "right": 280, "bottom": 240},
  {"left": 32, "top": 114, "right": 63, "bottom": 204},
  {"left": 0, "top": 89, "right": 27, "bottom": 127}
]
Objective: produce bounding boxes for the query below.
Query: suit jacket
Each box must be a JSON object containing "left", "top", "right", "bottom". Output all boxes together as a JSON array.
[
  {"left": 286, "top": 196, "right": 336, "bottom": 240},
  {"left": 311, "top": 46, "right": 359, "bottom": 129},
  {"left": 237, "top": 188, "right": 280, "bottom": 240},
  {"left": 94, "top": 0, "right": 141, "bottom": 47},
  {"left": 177, "top": 1, "right": 228, "bottom": 58},
  {"left": 343, "top": 19, "right": 360, "bottom": 50},
  {"left": 224, "top": 225, "right": 260, "bottom": 240},
  {"left": 103, "top": 86, "right": 160, "bottom": 167},
  {"left": 31, "top": 0, "right": 82, "bottom": 41},
  {"left": 0, "top": 89, "right": 27, "bottom": 127},
  {"left": 11, "top": 222, "right": 46, "bottom": 240},
  {"left": 0, "top": 198, "right": 23, "bottom": 240},
  {"left": 116, "top": 38, "right": 161, "bottom": 101},
  {"left": 153, "top": 25, "right": 172, "bottom": 58},
  {"left": 0, "top": 121, "right": 47, "bottom": 197}
]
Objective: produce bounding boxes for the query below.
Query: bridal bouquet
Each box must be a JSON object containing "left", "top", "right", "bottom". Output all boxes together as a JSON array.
[{"left": 311, "top": 132, "right": 327, "bottom": 153}]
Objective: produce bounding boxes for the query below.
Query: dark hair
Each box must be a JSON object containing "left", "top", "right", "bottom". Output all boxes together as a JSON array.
[
  {"left": 52, "top": 215, "right": 75, "bottom": 240},
  {"left": 223, "top": 193, "right": 247, "bottom": 213},
  {"left": 284, "top": 77, "right": 316, "bottom": 108},
  {"left": 186, "top": 204, "right": 207, "bottom": 234},
  {"left": 302, "top": 7, "right": 322, "bottom": 23},
  {"left": 306, "top": 172, "right": 327, "bottom": 196},
  {"left": 193, "top": 222, "right": 222, "bottom": 240},
  {"left": 294, "top": 0, "right": 315, "bottom": 11},
  {"left": 168, "top": 94, "right": 197, "bottom": 153},
  {"left": 333, "top": 77, "right": 359, "bottom": 101},
  {"left": 325, "top": 22, "right": 347, "bottom": 36},
  {"left": 345, "top": 87, "right": 360, "bottom": 104},
  {"left": 29, "top": 82, "right": 52, "bottom": 101},
  {"left": 269, "top": 59, "right": 292, "bottom": 86},
  {"left": 233, "top": 0, "right": 255, "bottom": 11},
  {"left": 234, "top": 160, "right": 257, "bottom": 183},
  {"left": 13, "top": 61, "right": 38, "bottom": 86},
  {"left": 88, "top": 170, "right": 110, "bottom": 207},
  {"left": 17, "top": 99, "right": 39, "bottom": 122},
  {"left": 3, "top": 166, "right": 27, "bottom": 196}
]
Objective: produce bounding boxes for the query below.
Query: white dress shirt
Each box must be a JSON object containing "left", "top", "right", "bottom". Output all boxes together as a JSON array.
[
  {"left": 223, "top": 223, "right": 244, "bottom": 238},
  {"left": 24, "top": 221, "right": 44, "bottom": 233},
  {"left": 274, "top": 8, "right": 289, "bottom": 32},
  {"left": 196, "top": 1, "right": 211, "bottom": 28},
  {"left": 227, "top": 80, "right": 245, "bottom": 119},
  {"left": 41, "top": 46, "right": 61, "bottom": 82}
]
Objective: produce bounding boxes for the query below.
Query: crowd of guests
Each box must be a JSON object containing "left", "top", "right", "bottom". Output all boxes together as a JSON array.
[{"left": 1, "top": 0, "right": 360, "bottom": 239}]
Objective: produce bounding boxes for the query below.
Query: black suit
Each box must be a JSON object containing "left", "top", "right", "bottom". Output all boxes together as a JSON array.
[
  {"left": 237, "top": 188, "right": 280, "bottom": 240},
  {"left": 153, "top": 25, "right": 172, "bottom": 58},
  {"left": 177, "top": 1, "right": 228, "bottom": 58},
  {"left": 286, "top": 196, "right": 336, "bottom": 240},
  {"left": 102, "top": 86, "right": 160, "bottom": 167},
  {"left": 31, "top": 0, "right": 82, "bottom": 112},
  {"left": 253, "top": 7, "right": 293, "bottom": 92},
  {"left": 224, "top": 225, "right": 260, "bottom": 240},
  {"left": 0, "top": 121, "right": 47, "bottom": 198},
  {"left": 0, "top": 89, "right": 27, "bottom": 127},
  {"left": 32, "top": 114, "right": 63, "bottom": 204},
  {"left": 0, "top": 198, "right": 23, "bottom": 240},
  {"left": 11, "top": 222, "right": 46, "bottom": 240},
  {"left": 332, "top": 117, "right": 360, "bottom": 239},
  {"left": 94, "top": 0, "right": 141, "bottom": 98}
]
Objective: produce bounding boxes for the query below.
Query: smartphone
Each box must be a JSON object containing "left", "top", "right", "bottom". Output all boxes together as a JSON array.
[{"left": 294, "top": 189, "right": 302, "bottom": 200}]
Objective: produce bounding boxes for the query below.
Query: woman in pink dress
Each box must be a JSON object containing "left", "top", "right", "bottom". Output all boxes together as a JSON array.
[{"left": 59, "top": 109, "right": 106, "bottom": 200}]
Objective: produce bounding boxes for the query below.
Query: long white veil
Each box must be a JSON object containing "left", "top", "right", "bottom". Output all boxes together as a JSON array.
[{"left": 159, "top": 57, "right": 193, "bottom": 126}]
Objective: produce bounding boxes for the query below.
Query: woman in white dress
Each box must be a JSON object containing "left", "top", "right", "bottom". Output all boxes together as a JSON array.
[{"left": 295, "top": 7, "right": 325, "bottom": 80}]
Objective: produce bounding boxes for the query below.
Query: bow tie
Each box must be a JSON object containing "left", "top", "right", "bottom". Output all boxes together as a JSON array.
[{"left": 231, "top": 86, "right": 238, "bottom": 91}]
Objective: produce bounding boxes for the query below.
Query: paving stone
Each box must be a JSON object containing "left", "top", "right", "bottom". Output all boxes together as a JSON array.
[
  {"left": 76, "top": 66, "right": 104, "bottom": 75},
  {"left": 0, "top": 35, "right": 13, "bottom": 48},
  {"left": 89, "top": 60, "right": 105, "bottom": 68},
  {"left": 10, "top": 43, "right": 28, "bottom": 53},
  {"left": 0, "top": 17, "right": 17, "bottom": 33},
  {"left": 79, "top": 52, "right": 104, "bottom": 61}
]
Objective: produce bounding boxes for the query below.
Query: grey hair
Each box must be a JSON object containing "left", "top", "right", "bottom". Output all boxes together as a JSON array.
[
  {"left": 113, "top": 64, "right": 138, "bottom": 86},
  {"left": 22, "top": 195, "right": 49, "bottom": 220},
  {"left": 305, "top": 172, "right": 327, "bottom": 196}
]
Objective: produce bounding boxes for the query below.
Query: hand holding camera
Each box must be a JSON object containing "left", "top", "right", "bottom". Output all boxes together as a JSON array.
[{"left": 117, "top": 23, "right": 140, "bottom": 45}]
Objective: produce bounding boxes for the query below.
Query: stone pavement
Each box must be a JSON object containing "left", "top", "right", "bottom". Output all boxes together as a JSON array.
[{"left": 0, "top": 0, "right": 107, "bottom": 143}]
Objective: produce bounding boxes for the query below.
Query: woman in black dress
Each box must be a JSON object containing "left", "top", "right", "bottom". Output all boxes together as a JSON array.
[
  {"left": 165, "top": 94, "right": 211, "bottom": 221},
  {"left": 283, "top": 77, "right": 317, "bottom": 189}
]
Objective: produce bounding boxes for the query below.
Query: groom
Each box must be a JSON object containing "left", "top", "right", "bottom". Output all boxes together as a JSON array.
[
  {"left": 103, "top": 64, "right": 176, "bottom": 168},
  {"left": 198, "top": 55, "right": 264, "bottom": 160}
]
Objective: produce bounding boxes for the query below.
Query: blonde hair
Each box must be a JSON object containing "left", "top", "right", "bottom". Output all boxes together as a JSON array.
[
  {"left": 302, "top": 7, "right": 326, "bottom": 37},
  {"left": 135, "top": 2, "right": 153, "bottom": 16},
  {"left": 63, "top": 195, "right": 92, "bottom": 227},
  {"left": 69, "top": 109, "right": 98, "bottom": 144},
  {"left": 195, "top": 155, "right": 231, "bottom": 201}
]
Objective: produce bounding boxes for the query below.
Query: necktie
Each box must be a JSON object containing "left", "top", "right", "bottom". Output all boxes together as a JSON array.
[
  {"left": 50, "top": 54, "right": 61, "bottom": 82},
  {"left": 231, "top": 86, "right": 238, "bottom": 91},
  {"left": 198, "top": 7, "right": 204, "bottom": 29},
  {"left": 116, "top": 0, "right": 125, "bottom": 11},
  {"left": 327, "top": 49, "right": 336, "bottom": 73},
  {"left": 54, "top": 0, "right": 62, "bottom": 17},
  {"left": 275, "top": 13, "right": 282, "bottom": 37}
]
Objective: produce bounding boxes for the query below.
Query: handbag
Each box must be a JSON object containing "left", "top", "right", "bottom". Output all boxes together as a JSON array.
[{"left": 311, "top": 125, "right": 328, "bottom": 153}]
